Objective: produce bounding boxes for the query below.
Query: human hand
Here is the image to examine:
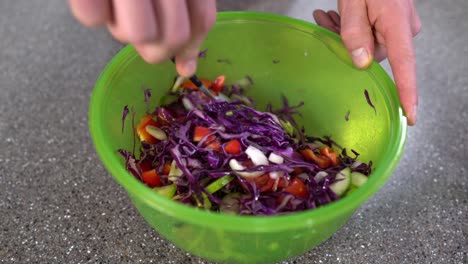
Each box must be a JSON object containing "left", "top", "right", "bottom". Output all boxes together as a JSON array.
[
  {"left": 68, "top": 0, "right": 217, "bottom": 77},
  {"left": 313, "top": 0, "right": 421, "bottom": 125}
]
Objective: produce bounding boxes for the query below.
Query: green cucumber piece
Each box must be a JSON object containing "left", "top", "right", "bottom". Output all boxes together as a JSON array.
[
  {"left": 195, "top": 195, "right": 212, "bottom": 210},
  {"left": 329, "top": 167, "right": 351, "bottom": 196},
  {"left": 206, "top": 175, "right": 235, "bottom": 194},
  {"left": 219, "top": 193, "right": 243, "bottom": 214},
  {"left": 153, "top": 184, "right": 176, "bottom": 198},
  {"left": 195, "top": 175, "right": 235, "bottom": 210},
  {"left": 351, "top": 172, "right": 368, "bottom": 187}
]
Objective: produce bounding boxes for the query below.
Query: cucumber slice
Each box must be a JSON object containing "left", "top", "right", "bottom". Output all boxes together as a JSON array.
[
  {"left": 168, "top": 160, "right": 183, "bottom": 182},
  {"left": 219, "top": 193, "right": 243, "bottom": 214},
  {"left": 351, "top": 172, "right": 368, "bottom": 187},
  {"left": 153, "top": 184, "right": 176, "bottom": 198},
  {"left": 329, "top": 167, "right": 351, "bottom": 196},
  {"left": 206, "top": 175, "right": 235, "bottom": 194}
]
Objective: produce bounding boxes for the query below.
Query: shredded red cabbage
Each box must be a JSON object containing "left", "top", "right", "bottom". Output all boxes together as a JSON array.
[{"left": 364, "top": 89, "right": 376, "bottom": 113}]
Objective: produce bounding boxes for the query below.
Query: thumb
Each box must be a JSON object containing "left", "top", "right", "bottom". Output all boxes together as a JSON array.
[{"left": 338, "top": 0, "right": 375, "bottom": 69}]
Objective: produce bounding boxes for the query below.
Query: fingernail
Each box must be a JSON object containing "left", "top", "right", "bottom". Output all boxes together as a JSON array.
[
  {"left": 351, "top": 47, "right": 371, "bottom": 68},
  {"left": 181, "top": 60, "right": 196, "bottom": 77}
]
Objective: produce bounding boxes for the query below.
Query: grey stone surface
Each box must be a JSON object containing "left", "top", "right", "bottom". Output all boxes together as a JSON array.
[{"left": 0, "top": 0, "right": 466, "bottom": 263}]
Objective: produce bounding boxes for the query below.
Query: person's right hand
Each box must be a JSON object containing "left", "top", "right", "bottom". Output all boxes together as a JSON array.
[
  {"left": 313, "top": 0, "right": 421, "bottom": 125},
  {"left": 68, "top": 0, "right": 217, "bottom": 77}
]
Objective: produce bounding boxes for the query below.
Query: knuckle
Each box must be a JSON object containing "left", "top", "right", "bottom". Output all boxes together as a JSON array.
[
  {"left": 125, "top": 31, "right": 151, "bottom": 44},
  {"left": 165, "top": 28, "right": 190, "bottom": 50},
  {"left": 136, "top": 45, "right": 167, "bottom": 64},
  {"left": 413, "top": 20, "right": 422, "bottom": 35}
]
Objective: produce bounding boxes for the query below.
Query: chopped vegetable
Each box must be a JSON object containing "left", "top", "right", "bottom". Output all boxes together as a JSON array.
[
  {"left": 283, "top": 178, "right": 308, "bottom": 199},
  {"left": 224, "top": 139, "right": 242, "bottom": 155},
  {"left": 329, "top": 168, "right": 351, "bottom": 196},
  {"left": 364, "top": 89, "right": 376, "bottom": 113},
  {"left": 198, "top": 49, "right": 208, "bottom": 58},
  {"left": 351, "top": 172, "right": 368, "bottom": 187},
  {"left": 119, "top": 74, "right": 373, "bottom": 215},
  {"left": 320, "top": 147, "right": 340, "bottom": 166},
  {"left": 136, "top": 114, "right": 159, "bottom": 144},
  {"left": 142, "top": 169, "right": 162, "bottom": 187},
  {"left": 122, "top": 105, "right": 129, "bottom": 133},
  {"left": 301, "top": 148, "right": 332, "bottom": 169},
  {"left": 153, "top": 184, "right": 176, "bottom": 198},
  {"left": 212, "top": 75, "right": 226, "bottom": 94}
]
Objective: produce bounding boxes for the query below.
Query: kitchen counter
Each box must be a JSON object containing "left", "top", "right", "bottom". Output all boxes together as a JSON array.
[{"left": 0, "top": 0, "right": 466, "bottom": 263}]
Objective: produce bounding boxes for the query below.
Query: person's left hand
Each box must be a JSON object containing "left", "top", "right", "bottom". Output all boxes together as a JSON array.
[{"left": 313, "top": 0, "right": 421, "bottom": 125}]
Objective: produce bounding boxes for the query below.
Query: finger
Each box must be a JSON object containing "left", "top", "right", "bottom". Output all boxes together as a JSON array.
[
  {"left": 69, "top": 0, "right": 111, "bottom": 27},
  {"left": 176, "top": 0, "right": 217, "bottom": 77},
  {"left": 409, "top": 1, "right": 422, "bottom": 36},
  {"left": 107, "top": 23, "right": 129, "bottom": 43},
  {"left": 135, "top": 0, "right": 191, "bottom": 64},
  {"left": 327, "top": 10, "right": 341, "bottom": 27},
  {"left": 108, "top": 0, "right": 158, "bottom": 44},
  {"left": 377, "top": 16, "right": 418, "bottom": 125},
  {"left": 338, "top": 0, "right": 375, "bottom": 69},
  {"left": 313, "top": 10, "right": 340, "bottom": 34},
  {"left": 374, "top": 44, "right": 387, "bottom": 62},
  {"left": 374, "top": 30, "right": 387, "bottom": 62}
]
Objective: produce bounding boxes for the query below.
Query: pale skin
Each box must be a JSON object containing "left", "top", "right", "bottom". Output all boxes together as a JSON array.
[{"left": 69, "top": 0, "right": 421, "bottom": 125}]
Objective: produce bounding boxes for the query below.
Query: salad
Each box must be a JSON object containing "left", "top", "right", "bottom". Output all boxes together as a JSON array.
[{"left": 119, "top": 75, "right": 372, "bottom": 215}]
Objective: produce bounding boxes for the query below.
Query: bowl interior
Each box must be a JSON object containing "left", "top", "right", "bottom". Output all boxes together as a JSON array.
[{"left": 89, "top": 11, "right": 407, "bottom": 262}]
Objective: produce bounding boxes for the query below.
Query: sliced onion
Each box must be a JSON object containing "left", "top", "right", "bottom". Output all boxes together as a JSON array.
[
  {"left": 245, "top": 146, "right": 269, "bottom": 166},
  {"left": 314, "top": 171, "right": 328, "bottom": 182},
  {"left": 229, "top": 159, "right": 262, "bottom": 178},
  {"left": 268, "top": 153, "right": 284, "bottom": 164}
]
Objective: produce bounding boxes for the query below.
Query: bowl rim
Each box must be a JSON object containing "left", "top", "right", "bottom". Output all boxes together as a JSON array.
[{"left": 89, "top": 11, "right": 407, "bottom": 232}]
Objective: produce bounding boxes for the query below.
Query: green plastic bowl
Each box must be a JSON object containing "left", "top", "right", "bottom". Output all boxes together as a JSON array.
[{"left": 89, "top": 12, "right": 407, "bottom": 264}]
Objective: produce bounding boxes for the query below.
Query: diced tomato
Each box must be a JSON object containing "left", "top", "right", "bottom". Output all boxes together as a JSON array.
[
  {"left": 193, "top": 126, "right": 221, "bottom": 152},
  {"left": 277, "top": 177, "right": 289, "bottom": 188},
  {"left": 139, "top": 161, "right": 152, "bottom": 172},
  {"left": 283, "top": 177, "right": 308, "bottom": 199},
  {"left": 292, "top": 167, "right": 303, "bottom": 176},
  {"left": 243, "top": 174, "right": 274, "bottom": 193},
  {"left": 141, "top": 169, "right": 162, "bottom": 187},
  {"left": 212, "top": 75, "right": 226, "bottom": 94},
  {"left": 137, "top": 114, "right": 159, "bottom": 144},
  {"left": 193, "top": 126, "right": 213, "bottom": 142},
  {"left": 224, "top": 139, "right": 242, "bottom": 155},
  {"left": 163, "top": 163, "right": 171, "bottom": 175},
  {"left": 301, "top": 149, "right": 332, "bottom": 169},
  {"left": 320, "top": 147, "right": 340, "bottom": 166},
  {"left": 206, "top": 140, "right": 221, "bottom": 152},
  {"left": 180, "top": 78, "right": 212, "bottom": 90}
]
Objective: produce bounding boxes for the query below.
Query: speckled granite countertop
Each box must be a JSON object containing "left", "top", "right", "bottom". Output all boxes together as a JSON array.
[{"left": 0, "top": 0, "right": 466, "bottom": 263}]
